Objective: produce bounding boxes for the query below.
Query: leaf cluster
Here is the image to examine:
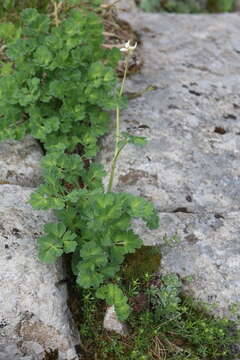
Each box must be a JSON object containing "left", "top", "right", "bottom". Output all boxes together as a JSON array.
[{"left": 0, "top": 0, "right": 159, "bottom": 321}]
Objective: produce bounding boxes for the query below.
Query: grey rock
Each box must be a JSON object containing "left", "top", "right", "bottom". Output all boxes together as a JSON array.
[
  {"left": 104, "top": 0, "right": 137, "bottom": 12},
  {"left": 0, "top": 136, "right": 43, "bottom": 188},
  {"left": 0, "top": 185, "right": 79, "bottom": 359},
  {"left": 100, "top": 10, "right": 240, "bottom": 320},
  {"left": 103, "top": 306, "right": 128, "bottom": 336}
]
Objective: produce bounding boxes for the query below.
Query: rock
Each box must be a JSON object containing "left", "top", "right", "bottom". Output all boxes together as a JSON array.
[
  {"left": 104, "top": 0, "right": 137, "bottom": 12},
  {"left": 0, "top": 185, "right": 79, "bottom": 359},
  {"left": 0, "top": 135, "right": 43, "bottom": 188},
  {"left": 103, "top": 306, "right": 128, "bottom": 336},
  {"left": 100, "top": 10, "right": 240, "bottom": 320}
]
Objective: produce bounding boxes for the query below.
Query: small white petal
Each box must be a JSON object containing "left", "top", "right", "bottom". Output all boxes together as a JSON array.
[
  {"left": 120, "top": 48, "right": 128, "bottom": 52},
  {"left": 130, "top": 42, "right": 137, "bottom": 50},
  {"left": 125, "top": 40, "right": 130, "bottom": 49}
]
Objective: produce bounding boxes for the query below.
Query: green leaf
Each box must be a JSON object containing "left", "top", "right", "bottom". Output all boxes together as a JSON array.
[
  {"left": 113, "top": 231, "right": 142, "bottom": 254},
  {"left": 101, "top": 263, "right": 120, "bottom": 278},
  {"left": 20, "top": 9, "right": 49, "bottom": 36},
  {"left": 34, "top": 45, "right": 53, "bottom": 66},
  {"left": 2, "top": 0, "right": 14, "bottom": 10},
  {"left": 82, "top": 163, "right": 106, "bottom": 189},
  {"left": 21, "top": 8, "right": 39, "bottom": 24},
  {"left": 80, "top": 241, "right": 108, "bottom": 267},
  {"left": 119, "top": 132, "right": 148, "bottom": 148},
  {"left": 38, "top": 234, "right": 63, "bottom": 263},
  {"left": 76, "top": 262, "right": 104, "bottom": 288},
  {"left": 0, "top": 23, "right": 21, "bottom": 42},
  {"left": 24, "top": 14, "right": 50, "bottom": 35},
  {"left": 96, "top": 284, "right": 131, "bottom": 321},
  {"left": 38, "top": 222, "right": 77, "bottom": 263},
  {"left": 29, "top": 186, "right": 65, "bottom": 210},
  {"left": 7, "top": 38, "right": 37, "bottom": 60},
  {"left": 62, "top": 230, "right": 78, "bottom": 253},
  {"left": 48, "top": 80, "right": 66, "bottom": 99},
  {"left": 65, "top": 189, "right": 88, "bottom": 203},
  {"left": 95, "top": 193, "right": 114, "bottom": 209},
  {"left": 110, "top": 246, "right": 126, "bottom": 264},
  {"left": 44, "top": 222, "right": 66, "bottom": 238},
  {"left": 29, "top": 189, "right": 50, "bottom": 209},
  {"left": 126, "top": 194, "right": 159, "bottom": 229},
  {"left": 0, "top": 62, "right": 13, "bottom": 76},
  {"left": 111, "top": 214, "right": 131, "bottom": 231}
]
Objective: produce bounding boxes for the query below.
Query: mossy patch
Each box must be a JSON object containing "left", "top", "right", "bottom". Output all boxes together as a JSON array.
[
  {"left": 78, "top": 273, "right": 240, "bottom": 359},
  {"left": 43, "top": 349, "right": 58, "bottom": 360},
  {"left": 137, "top": 0, "right": 236, "bottom": 13},
  {"left": 207, "top": 0, "right": 235, "bottom": 12},
  {"left": 120, "top": 245, "right": 161, "bottom": 282}
]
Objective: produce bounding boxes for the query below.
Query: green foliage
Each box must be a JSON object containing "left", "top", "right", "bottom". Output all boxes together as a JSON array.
[
  {"left": 0, "top": 0, "right": 159, "bottom": 321},
  {"left": 139, "top": 0, "right": 161, "bottom": 12},
  {"left": 207, "top": 0, "right": 235, "bottom": 12},
  {"left": 139, "top": 0, "right": 201, "bottom": 13},
  {"left": 0, "top": 0, "right": 50, "bottom": 20},
  {"left": 79, "top": 274, "right": 240, "bottom": 359},
  {"left": 38, "top": 222, "right": 77, "bottom": 263},
  {"left": 96, "top": 284, "right": 131, "bottom": 321},
  {"left": 139, "top": 0, "right": 235, "bottom": 12},
  {"left": 120, "top": 246, "right": 161, "bottom": 282}
]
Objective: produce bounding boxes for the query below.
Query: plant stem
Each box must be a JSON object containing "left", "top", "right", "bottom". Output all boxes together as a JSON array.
[
  {"left": 51, "top": 0, "right": 62, "bottom": 27},
  {"left": 107, "top": 52, "right": 130, "bottom": 193}
]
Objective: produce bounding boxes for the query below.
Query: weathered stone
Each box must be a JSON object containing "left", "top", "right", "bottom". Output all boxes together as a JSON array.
[
  {"left": 0, "top": 185, "right": 79, "bottom": 359},
  {"left": 100, "top": 7, "right": 240, "bottom": 320},
  {"left": 105, "top": 0, "right": 137, "bottom": 12},
  {"left": 0, "top": 136, "right": 43, "bottom": 188},
  {"left": 103, "top": 306, "right": 128, "bottom": 336}
]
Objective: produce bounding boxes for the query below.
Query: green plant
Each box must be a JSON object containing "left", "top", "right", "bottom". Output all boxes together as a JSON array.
[
  {"left": 139, "top": 0, "right": 160, "bottom": 12},
  {"left": 139, "top": 0, "right": 201, "bottom": 13},
  {"left": 0, "top": 0, "right": 49, "bottom": 20},
  {"left": 138, "top": 0, "right": 235, "bottom": 12},
  {"left": 0, "top": 0, "right": 159, "bottom": 321},
  {"left": 207, "top": 0, "right": 235, "bottom": 12},
  {"left": 78, "top": 273, "right": 240, "bottom": 359}
]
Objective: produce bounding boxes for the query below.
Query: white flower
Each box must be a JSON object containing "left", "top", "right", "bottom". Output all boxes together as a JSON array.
[{"left": 120, "top": 40, "right": 137, "bottom": 53}]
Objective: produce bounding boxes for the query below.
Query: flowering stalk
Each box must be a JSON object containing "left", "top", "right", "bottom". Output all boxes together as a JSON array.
[{"left": 107, "top": 41, "right": 137, "bottom": 193}]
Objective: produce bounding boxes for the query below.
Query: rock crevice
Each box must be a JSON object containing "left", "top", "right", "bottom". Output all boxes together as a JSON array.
[{"left": 100, "top": 2, "right": 240, "bottom": 321}]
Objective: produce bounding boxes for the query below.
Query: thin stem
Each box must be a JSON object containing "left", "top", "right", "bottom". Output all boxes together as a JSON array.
[
  {"left": 120, "top": 52, "right": 130, "bottom": 97},
  {"left": 107, "top": 52, "right": 130, "bottom": 193},
  {"left": 51, "top": 0, "right": 62, "bottom": 27}
]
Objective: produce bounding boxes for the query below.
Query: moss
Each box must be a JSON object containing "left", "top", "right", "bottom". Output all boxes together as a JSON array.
[
  {"left": 78, "top": 274, "right": 240, "bottom": 360},
  {"left": 138, "top": 0, "right": 236, "bottom": 12},
  {"left": 43, "top": 349, "right": 58, "bottom": 360},
  {"left": 207, "top": 0, "right": 235, "bottom": 12},
  {"left": 120, "top": 245, "right": 161, "bottom": 282}
]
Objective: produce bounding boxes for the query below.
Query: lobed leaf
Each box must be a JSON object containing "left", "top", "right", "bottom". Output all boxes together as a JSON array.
[{"left": 96, "top": 284, "right": 131, "bottom": 321}]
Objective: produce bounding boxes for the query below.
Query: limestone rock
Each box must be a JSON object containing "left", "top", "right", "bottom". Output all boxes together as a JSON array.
[
  {"left": 100, "top": 10, "right": 240, "bottom": 320},
  {"left": 0, "top": 185, "right": 79, "bottom": 359},
  {"left": 0, "top": 136, "right": 43, "bottom": 188},
  {"left": 103, "top": 306, "right": 128, "bottom": 336},
  {"left": 104, "top": 0, "right": 137, "bottom": 12}
]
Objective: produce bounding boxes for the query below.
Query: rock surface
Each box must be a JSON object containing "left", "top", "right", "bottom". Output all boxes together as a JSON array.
[
  {"left": 103, "top": 306, "right": 128, "bottom": 336},
  {"left": 0, "top": 137, "right": 79, "bottom": 359},
  {"left": 100, "top": 4, "right": 240, "bottom": 320},
  {"left": 0, "top": 136, "right": 43, "bottom": 188}
]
